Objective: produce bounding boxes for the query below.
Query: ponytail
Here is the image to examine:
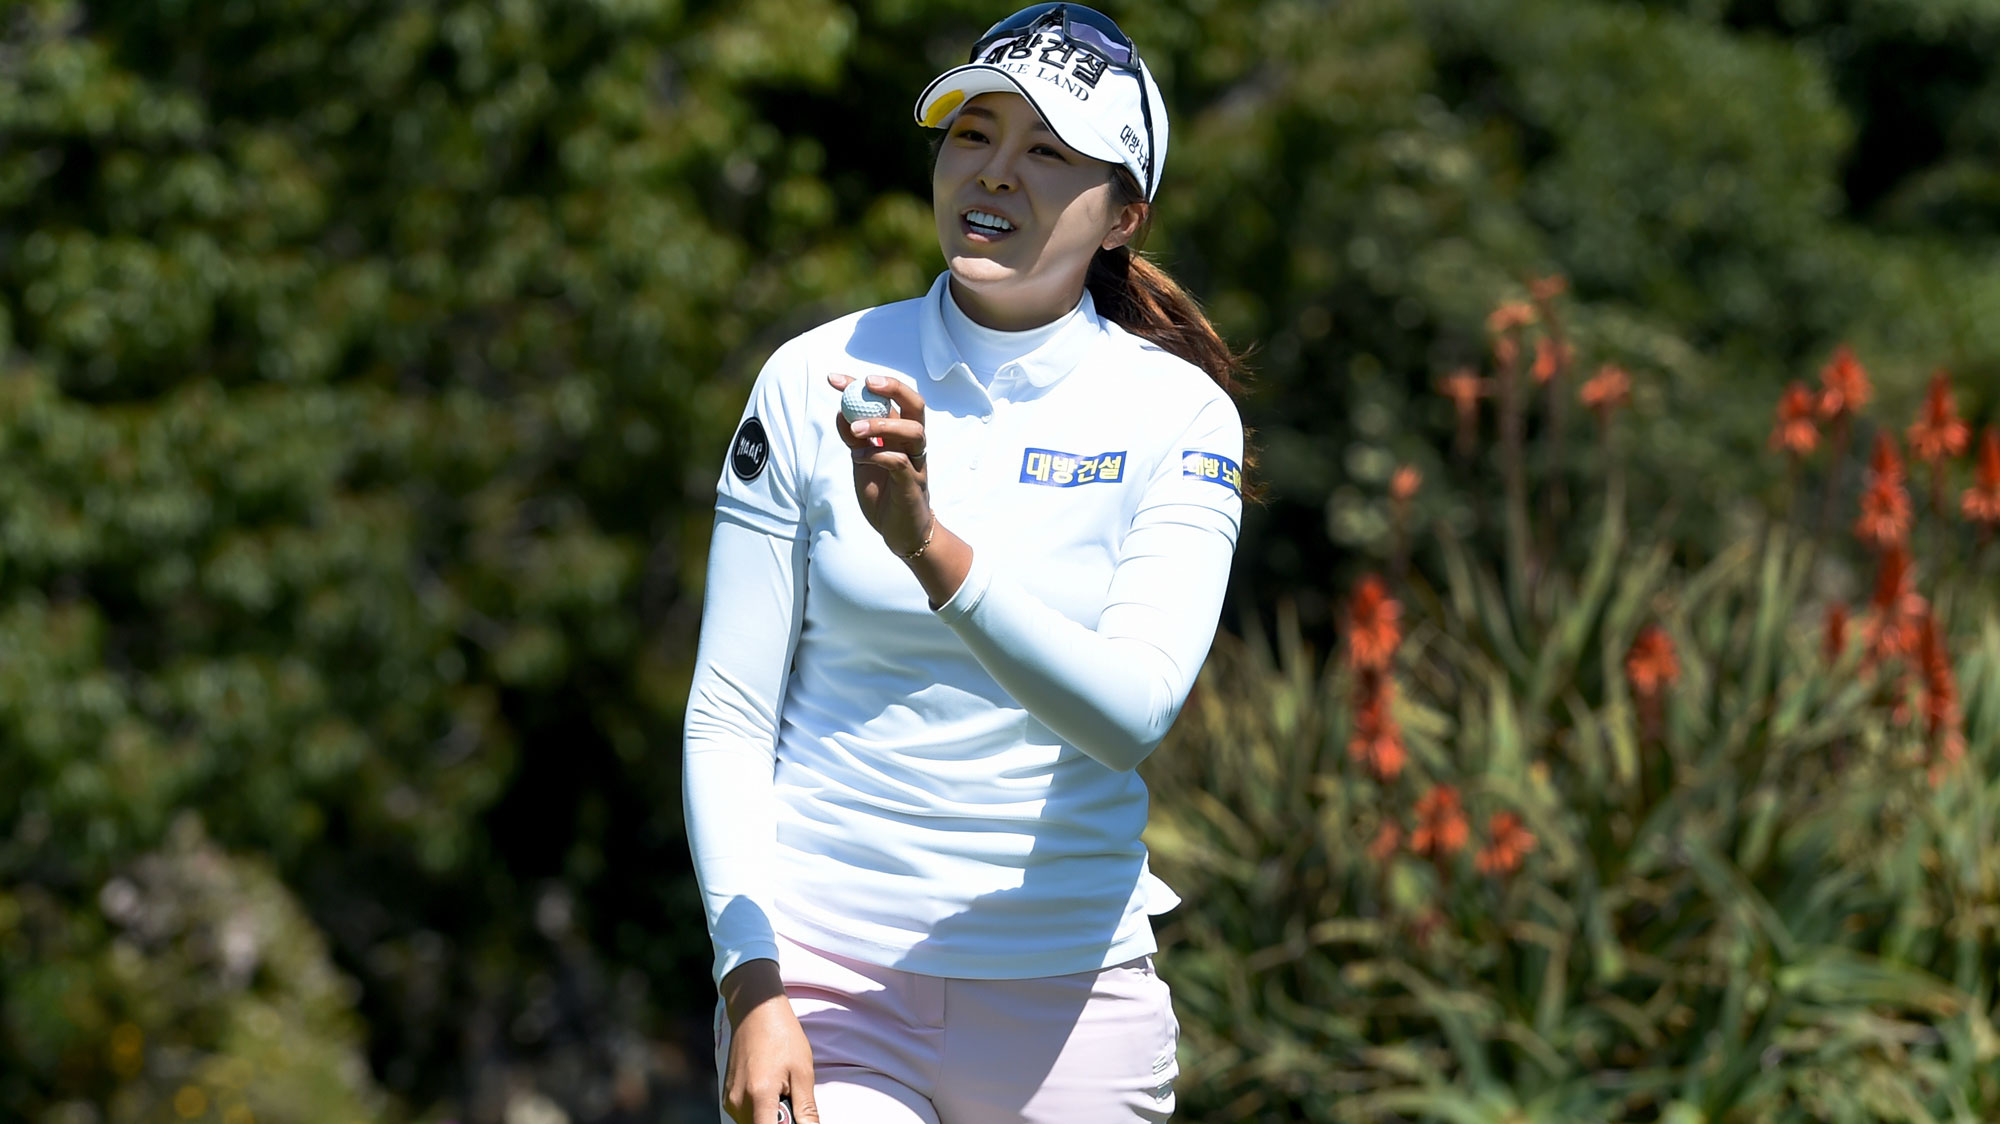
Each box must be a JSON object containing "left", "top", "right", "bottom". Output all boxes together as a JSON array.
[
  {"left": 1086, "top": 245, "right": 1249, "bottom": 397},
  {"left": 1087, "top": 168, "right": 1261, "bottom": 497}
]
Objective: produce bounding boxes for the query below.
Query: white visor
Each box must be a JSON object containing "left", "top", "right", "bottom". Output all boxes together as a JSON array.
[{"left": 914, "top": 29, "right": 1168, "bottom": 201}]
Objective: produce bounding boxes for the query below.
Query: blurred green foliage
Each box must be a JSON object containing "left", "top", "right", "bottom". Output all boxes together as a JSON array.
[{"left": 1, "top": 0, "right": 1997, "bottom": 1120}]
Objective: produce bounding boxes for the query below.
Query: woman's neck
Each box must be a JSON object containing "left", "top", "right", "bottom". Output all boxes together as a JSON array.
[
  {"left": 942, "top": 281, "right": 1081, "bottom": 383},
  {"left": 946, "top": 276, "right": 1088, "bottom": 332}
]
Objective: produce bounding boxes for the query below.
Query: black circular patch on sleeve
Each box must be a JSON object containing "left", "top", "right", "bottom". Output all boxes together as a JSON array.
[{"left": 729, "top": 417, "right": 770, "bottom": 481}]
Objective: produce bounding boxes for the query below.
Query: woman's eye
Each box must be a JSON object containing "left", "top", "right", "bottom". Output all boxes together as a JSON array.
[
  {"left": 1032, "top": 145, "right": 1068, "bottom": 160},
  {"left": 954, "top": 128, "right": 988, "bottom": 143}
]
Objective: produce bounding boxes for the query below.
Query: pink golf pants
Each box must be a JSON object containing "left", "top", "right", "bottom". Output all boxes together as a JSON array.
[{"left": 714, "top": 933, "right": 1180, "bottom": 1123}]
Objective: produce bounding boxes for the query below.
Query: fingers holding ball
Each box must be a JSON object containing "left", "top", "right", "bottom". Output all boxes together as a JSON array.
[
  {"left": 840, "top": 381, "right": 894, "bottom": 423},
  {"left": 829, "top": 375, "right": 927, "bottom": 477}
]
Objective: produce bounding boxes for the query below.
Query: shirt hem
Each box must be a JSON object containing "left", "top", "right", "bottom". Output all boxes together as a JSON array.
[{"left": 772, "top": 909, "right": 1158, "bottom": 981}]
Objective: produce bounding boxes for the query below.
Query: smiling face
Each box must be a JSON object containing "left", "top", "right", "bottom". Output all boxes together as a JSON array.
[{"left": 932, "top": 92, "right": 1147, "bottom": 331}]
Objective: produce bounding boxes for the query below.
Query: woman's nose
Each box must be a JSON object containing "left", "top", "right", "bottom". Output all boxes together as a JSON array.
[{"left": 977, "top": 150, "right": 1016, "bottom": 192}]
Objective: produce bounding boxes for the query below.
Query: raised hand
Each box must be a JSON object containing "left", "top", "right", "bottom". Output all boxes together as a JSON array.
[{"left": 828, "top": 373, "right": 933, "bottom": 557}]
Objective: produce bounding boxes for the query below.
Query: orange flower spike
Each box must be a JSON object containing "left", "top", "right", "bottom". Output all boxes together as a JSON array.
[
  {"left": 1769, "top": 381, "right": 1819, "bottom": 456},
  {"left": 1870, "top": 544, "right": 1911, "bottom": 614},
  {"left": 1371, "top": 731, "right": 1407, "bottom": 781},
  {"left": 1908, "top": 370, "right": 1970, "bottom": 465},
  {"left": 1390, "top": 465, "right": 1422, "bottom": 503},
  {"left": 1486, "top": 301, "right": 1537, "bottom": 335},
  {"left": 1854, "top": 433, "right": 1913, "bottom": 551},
  {"left": 1487, "top": 301, "right": 1535, "bottom": 370},
  {"left": 1347, "top": 679, "right": 1407, "bottom": 781},
  {"left": 1855, "top": 478, "right": 1913, "bottom": 551},
  {"left": 1530, "top": 336, "right": 1573, "bottom": 385},
  {"left": 1411, "top": 786, "right": 1470, "bottom": 857},
  {"left": 1580, "top": 364, "right": 1632, "bottom": 418},
  {"left": 1823, "top": 603, "right": 1849, "bottom": 663},
  {"left": 1624, "top": 624, "right": 1680, "bottom": 698},
  {"left": 1439, "top": 369, "right": 1487, "bottom": 415},
  {"left": 1475, "top": 811, "right": 1537, "bottom": 876},
  {"left": 1918, "top": 615, "right": 1965, "bottom": 771},
  {"left": 1863, "top": 545, "right": 1927, "bottom": 665},
  {"left": 1345, "top": 576, "right": 1403, "bottom": 673},
  {"left": 1348, "top": 712, "right": 1407, "bottom": 781},
  {"left": 1960, "top": 426, "right": 2000, "bottom": 527},
  {"left": 1920, "top": 616, "right": 1955, "bottom": 712},
  {"left": 1869, "top": 430, "right": 1906, "bottom": 481},
  {"left": 1529, "top": 275, "right": 1568, "bottom": 302},
  {"left": 1815, "top": 344, "right": 1872, "bottom": 422}
]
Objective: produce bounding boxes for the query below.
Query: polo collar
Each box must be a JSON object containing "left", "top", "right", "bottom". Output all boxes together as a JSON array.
[{"left": 917, "top": 272, "right": 1104, "bottom": 390}]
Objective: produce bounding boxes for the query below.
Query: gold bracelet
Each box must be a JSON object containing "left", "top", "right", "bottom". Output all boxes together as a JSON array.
[{"left": 898, "top": 517, "right": 938, "bottom": 562}]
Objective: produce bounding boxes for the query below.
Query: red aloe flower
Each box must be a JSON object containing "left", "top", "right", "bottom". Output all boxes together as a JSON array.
[
  {"left": 1907, "top": 370, "right": 1970, "bottom": 465},
  {"left": 1347, "top": 679, "right": 1407, "bottom": 782},
  {"left": 1856, "top": 478, "right": 1913, "bottom": 550},
  {"left": 1488, "top": 301, "right": 1535, "bottom": 370},
  {"left": 1869, "top": 429, "right": 1906, "bottom": 480},
  {"left": 1625, "top": 625, "right": 1680, "bottom": 698},
  {"left": 1823, "top": 603, "right": 1850, "bottom": 663},
  {"left": 1439, "top": 367, "right": 1488, "bottom": 456},
  {"left": 1863, "top": 545, "right": 1927, "bottom": 666},
  {"left": 1390, "top": 465, "right": 1422, "bottom": 503},
  {"left": 1769, "top": 382, "right": 1819, "bottom": 456},
  {"left": 1918, "top": 615, "right": 1965, "bottom": 778},
  {"left": 1963, "top": 426, "right": 2000, "bottom": 528},
  {"left": 1531, "top": 336, "right": 1572, "bottom": 385},
  {"left": 1475, "top": 811, "right": 1537, "bottom": 876},
  {"left": 1854, "top": 433, "right": 1912, "bottom": 550},
  {"left": 1411, "top": 786, "right": 1469, "bottom": 857},
  {"left": 1438, "top": 368, "right": 1487, "bottom": 408},
  {"left": 1580, "top": 364, "right": 1631, "bottom": 419},
  {"left": 1486, "top": 301, "right": 1536, "bottom": 335},
  {"left": 1345, "top": 577, "right": 1403, "bottom": 673},
  {"left": 1816, "top": 344, "right": 1872, "bottom": 422}
]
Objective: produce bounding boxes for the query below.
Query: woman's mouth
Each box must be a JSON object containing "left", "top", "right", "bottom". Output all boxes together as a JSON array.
[{"left": 962, "top": 209, "right": 1017, "bottom": 242}]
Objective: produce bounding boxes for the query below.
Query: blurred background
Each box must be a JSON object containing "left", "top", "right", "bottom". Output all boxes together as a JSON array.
[{"left": 3, "top": 0, "right": 1999, "bottom": 1121}]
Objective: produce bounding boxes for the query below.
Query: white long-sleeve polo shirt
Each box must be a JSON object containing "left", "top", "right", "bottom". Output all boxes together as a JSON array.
[{"left": 683, "top": 273, "right": 1243, "bottom": 985}]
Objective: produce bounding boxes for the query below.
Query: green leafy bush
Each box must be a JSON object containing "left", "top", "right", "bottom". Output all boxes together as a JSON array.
[{"left": 3, "top": 815, "right": 385, "bottom": 1124}]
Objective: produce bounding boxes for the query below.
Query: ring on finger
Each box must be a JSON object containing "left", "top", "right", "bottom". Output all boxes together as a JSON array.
[{"left": 910, "top": 450, "right": 928, "bottom": 470}]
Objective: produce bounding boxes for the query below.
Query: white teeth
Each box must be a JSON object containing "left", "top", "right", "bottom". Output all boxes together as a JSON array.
[{"left": 966, "top": 210, "right": 1014, "bottom": 232}]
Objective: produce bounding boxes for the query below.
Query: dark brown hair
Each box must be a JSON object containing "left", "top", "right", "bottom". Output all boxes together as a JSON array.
[
  {"left": 1086, "top": 169, "right": 1251, "bottom": 398},
  {"left": 1088, "top": 168, "right": 1261, "bottom": 497}
]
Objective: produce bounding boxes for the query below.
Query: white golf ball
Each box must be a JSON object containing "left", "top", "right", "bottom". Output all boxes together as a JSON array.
[{"left": 841, "top": 381, "right": 894, "bottom": 422}]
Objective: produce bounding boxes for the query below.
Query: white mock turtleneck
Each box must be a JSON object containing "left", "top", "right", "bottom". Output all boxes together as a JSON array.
[{"left": 941, "top": 282, "right": 1082, "bottom": 384}]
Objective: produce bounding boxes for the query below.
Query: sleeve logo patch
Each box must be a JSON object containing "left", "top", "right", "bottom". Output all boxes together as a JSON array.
[
  {"left": 1182, "top": 450, "right": 1242, "bottom": 495},
  {"left": 729, "top": 417, "right": 770, "bottom": 481},
  {"left": 1018, "top": 447, "right": 1126, "bottom": 488}
]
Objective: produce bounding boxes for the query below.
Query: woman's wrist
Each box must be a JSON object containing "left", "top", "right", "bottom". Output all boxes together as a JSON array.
[
  {"left": 719, "top": 957, "right": 786, "bottom": 1026},
  {"left": 894, "top": 515, "right": 938, "bottom": 561},
  {"left": 903, "top": 520, "right": 973, "bottom": 608}
]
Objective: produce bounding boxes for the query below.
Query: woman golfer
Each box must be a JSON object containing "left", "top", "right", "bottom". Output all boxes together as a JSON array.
[{"left": 684, "top": 5, "right": 1247, "bottom": 1120}]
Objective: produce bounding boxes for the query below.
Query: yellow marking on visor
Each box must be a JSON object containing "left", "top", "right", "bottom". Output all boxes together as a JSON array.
[{"left": 921, "top": 89, "right": 967, "bottom": 127}]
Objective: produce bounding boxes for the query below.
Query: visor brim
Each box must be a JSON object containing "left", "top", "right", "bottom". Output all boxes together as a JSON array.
[{"left": 913, "top": 63, "right": 1129, "bottom": 171}]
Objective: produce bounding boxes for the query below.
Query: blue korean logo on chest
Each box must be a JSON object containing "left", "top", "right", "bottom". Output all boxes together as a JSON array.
[{"left": 1018, "top": 447, "right": 1126, "bottom": 488}]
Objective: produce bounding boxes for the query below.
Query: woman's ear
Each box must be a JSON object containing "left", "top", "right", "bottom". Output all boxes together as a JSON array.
[{"left": 1101, "top": 201, "right": 1148, "bottom": 252}]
